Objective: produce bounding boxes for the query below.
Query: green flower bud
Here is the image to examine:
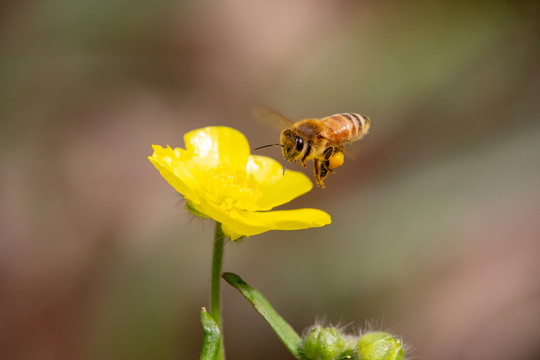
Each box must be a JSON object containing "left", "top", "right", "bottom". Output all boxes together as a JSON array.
[
  {"left": 356, "top": 332, "right": 404, "bottom": 360},
  {"left": 303, "top": 326, "right": 347, "bottom": 360}
]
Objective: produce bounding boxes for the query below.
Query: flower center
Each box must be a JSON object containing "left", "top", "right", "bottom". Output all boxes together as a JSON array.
[{"left": 206, "top": 165, "right": 262, "bottom": 212}]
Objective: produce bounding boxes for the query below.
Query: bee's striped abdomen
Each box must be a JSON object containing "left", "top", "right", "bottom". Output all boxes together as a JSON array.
[{"left": 321, "top": 113, "right": 371, "bottom": 144}]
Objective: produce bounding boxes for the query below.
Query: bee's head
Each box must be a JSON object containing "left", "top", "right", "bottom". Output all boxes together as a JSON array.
[{"left": 280, "top": 129, "right": 305, "bottom": 162}]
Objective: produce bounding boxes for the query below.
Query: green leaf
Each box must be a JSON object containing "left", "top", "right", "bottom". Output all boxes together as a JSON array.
[
  {"left": 223, "top": 272, "right": 302, "bottom": 359},
  {"left": 200, "top": 307, "right": 221, "bottom": 360}
]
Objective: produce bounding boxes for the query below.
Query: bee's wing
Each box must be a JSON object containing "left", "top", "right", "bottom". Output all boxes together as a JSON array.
[
  {"left": 252, "top": 106, "right": 294, "bottom": 130},
  {"left": 341, "top": 144, "right": 363, "bottom": 160}
]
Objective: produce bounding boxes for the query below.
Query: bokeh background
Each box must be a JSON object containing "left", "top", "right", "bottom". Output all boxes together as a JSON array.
[{"left": 2, "top": 1, "right": 540, "bottom": 359}]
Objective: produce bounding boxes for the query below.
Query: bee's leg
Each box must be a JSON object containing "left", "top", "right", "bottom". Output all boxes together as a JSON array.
[
  {"left": 322, "top": 147, "right": 336, "bottom": 174},
  {"left": 323, "top": 160, "right": 335, "bottom": 174},
  {"left": 313, "top": 159, "right": 326, "bottom": 188},
  {"left": 323, "top": 147, "right": 334, "bottom": 160},
  {"left": 301, "top": 143, "right": 311, "bottom": 168},
  {"left": 313, "top": 159, "right": 320, "bottom": 183},
  {"left": 319, "top": 163, "right": 329, "bottom": 181}
]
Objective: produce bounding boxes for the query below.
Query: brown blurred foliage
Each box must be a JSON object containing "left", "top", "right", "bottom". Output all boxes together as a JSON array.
[{"left": 1, "top": 1, "right": 539, "bottom": 359}]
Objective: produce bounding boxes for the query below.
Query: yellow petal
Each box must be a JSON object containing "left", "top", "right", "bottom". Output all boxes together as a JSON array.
[
  {"left": 246, "top": 155, "right": 314, "bottom": 210},
  {"left": 148, "top": 145, "right": 202, "bottom": 203},
  {"left": 216, "top": 207, "right": 331, "bottom": 240},
  {"left": 184, "top": 127, "right": 250, "bottom": 171}
]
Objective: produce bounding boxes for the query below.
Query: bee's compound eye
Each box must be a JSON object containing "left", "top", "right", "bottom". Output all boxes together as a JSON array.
[{"left": 295, "top": 137, "right": 304, "bottom": 152}]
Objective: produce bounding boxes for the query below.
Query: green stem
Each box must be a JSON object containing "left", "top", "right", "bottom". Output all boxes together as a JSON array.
[{"left": 211, "top": 222, "right": 225, "bottom": 360}]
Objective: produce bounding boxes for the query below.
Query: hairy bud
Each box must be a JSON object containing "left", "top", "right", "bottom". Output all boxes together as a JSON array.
[
  {"left": 356, "top": 332, "right": 404, "bottom": 360},
  {"left": 303, "top": 326, "right": 348, "bottom": 360}
]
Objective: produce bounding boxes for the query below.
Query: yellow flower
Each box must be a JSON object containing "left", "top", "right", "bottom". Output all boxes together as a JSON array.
[{"left": 149, "top": 126, "right": 331, "bottom": 240}]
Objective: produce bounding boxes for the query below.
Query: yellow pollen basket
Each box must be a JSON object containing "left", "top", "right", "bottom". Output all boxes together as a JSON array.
[{"left": 328, "top": 152, "right": 344, "bottom": 169}]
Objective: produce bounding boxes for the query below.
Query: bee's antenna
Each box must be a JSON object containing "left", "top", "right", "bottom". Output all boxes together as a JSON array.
[
  {"left": 252, "top": 143, "right": 287, "bottom": 175},
  {"left": 253, "top": 144, "right": 283, "bottom": 151}
]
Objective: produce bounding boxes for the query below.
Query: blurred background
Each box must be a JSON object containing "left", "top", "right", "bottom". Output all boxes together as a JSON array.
[{"left": 1, "top": 0, "right": 540, "bottom": 359}]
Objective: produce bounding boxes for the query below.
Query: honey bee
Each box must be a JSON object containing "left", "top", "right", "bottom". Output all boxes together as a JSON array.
[{"left": 252, "top": 107, "right": 371, "bottom": 188}]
